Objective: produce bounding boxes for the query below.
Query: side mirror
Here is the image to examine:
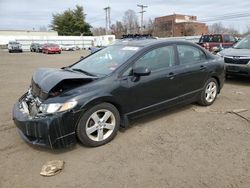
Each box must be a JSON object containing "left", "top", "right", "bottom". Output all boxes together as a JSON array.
[
  {"left": 80, "top": 56, "right": 85, "bottom": 60},
  {"left": 133, "top": 66, "right": 151, "bottom": 77}
]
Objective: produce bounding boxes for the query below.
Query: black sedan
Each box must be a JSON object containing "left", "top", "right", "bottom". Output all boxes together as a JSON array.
[
  {"left": 13, "top": 40, "right": 225, "bottom": 149},
  {"left": 30, "top": 43, "right": 43, "bottom": 53}
]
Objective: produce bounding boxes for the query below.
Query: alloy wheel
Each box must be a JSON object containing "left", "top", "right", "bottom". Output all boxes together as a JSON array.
[
  {"left": 85, "top": 109, "right": 116, "bottom": 142},
  {"left": 205, "top": 81, "right": 217, "bottom": 103}
]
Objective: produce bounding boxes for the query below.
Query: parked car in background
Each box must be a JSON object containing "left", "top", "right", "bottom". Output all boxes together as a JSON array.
[
  {"left": 42, "top": 43, "right": 61, "bottom": 54},
  {"left": 60, "top": 44, "right": 76, "bottom": 51},
  {"left": 30, "top": 43, "right": 43, "bottom": 52},
  {"left": 218, "top": 35, "right": 250, "bottom": 77},
  {"left": 8, "top": 41, "right": 23, "bottom": 53},
  {"left": 13, "top": 39, "right": 224, "bottom": 149},
  {"left": 198, "top": 34, "right": 237, "bottom": 53}
]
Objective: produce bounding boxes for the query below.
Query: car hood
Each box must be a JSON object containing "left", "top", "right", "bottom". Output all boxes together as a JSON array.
[
  {"left": 32, "top": 68, "right": 97, "bottom": 99},
  {"left": 220, "top": 48, "right": 250, "bottom": 57}
]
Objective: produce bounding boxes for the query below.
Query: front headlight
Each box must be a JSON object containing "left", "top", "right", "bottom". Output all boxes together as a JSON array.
[{"left": 39, "top": 101, "right": 77, "bottom": 114}]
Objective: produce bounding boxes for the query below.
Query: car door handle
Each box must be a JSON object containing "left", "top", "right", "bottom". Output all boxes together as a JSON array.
[{"left": 200, "top": 65, "right": 206, "bottom": 71}]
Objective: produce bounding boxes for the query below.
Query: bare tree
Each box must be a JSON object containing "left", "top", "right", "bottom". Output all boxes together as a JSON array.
[
  {"left": 111, "top": 21, "right": 126, "bottom": 38},
  {"left": 243, "top": 25, "right": 250, "bottom": 36},
  {"left": 209, "top": 22, "right": 239, "bottom": 34},
  {"left": 122, "top": 9, "right": 140, "bottom": 34},
  {"left": 91, "top": 27, "right": 106, "bottom": 36},
  {"left": 144, "top": 18, "right": 155, "bottom": 35}
]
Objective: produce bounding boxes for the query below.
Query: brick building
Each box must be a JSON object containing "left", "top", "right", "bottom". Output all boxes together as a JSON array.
[{"left": 154, "top": 14, "right": 208, "bottom": 37}]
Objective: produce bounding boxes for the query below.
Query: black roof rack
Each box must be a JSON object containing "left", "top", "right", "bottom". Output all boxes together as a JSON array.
[{"left": 121, "top": 34, "right": 156, "bottom": 40}]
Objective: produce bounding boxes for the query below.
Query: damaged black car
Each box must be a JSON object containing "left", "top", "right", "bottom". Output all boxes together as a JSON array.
[{"left": 13, "top": 40, "right": 225, "bottom": 149}]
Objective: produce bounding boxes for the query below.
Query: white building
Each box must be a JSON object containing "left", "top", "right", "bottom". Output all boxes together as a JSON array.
[{"left": 0, "top": 30, "right": 115, "bottom": 50}]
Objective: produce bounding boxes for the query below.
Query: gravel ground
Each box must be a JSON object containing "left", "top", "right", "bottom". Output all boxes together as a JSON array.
[{"left": 0, "top": 50, "right": 250, "bottom": 188}]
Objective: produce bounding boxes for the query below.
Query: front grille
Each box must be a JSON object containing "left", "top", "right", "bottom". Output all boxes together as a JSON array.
[
  {"left": 224, "top": 57, "right": 250, "bottom": 65},
  {"left": 31, "top": 79, "right": 48, "bottom": 99}
]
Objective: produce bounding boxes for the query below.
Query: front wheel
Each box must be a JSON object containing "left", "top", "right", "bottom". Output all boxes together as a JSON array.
[
  {"left": 198, "top": 78, "right": 218, "bottom": 106},
  {"left": 76, "top": 103, "right": 120, "bottom": 147}
]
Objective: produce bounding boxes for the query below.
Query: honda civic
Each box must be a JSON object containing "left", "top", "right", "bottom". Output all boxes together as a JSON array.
[{"left": 13, "top": 39, "right": 225, "bottom": 149}]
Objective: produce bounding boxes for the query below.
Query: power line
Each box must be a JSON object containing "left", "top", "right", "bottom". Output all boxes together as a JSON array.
[
  {"left": 137, "top": 4, "right": 148, "bottom": 33},
  {"left": 199, "top": 11, "right": 250, "bottom": 20},
  {"left": 199, "top": 12, "right": 250, "bottom": 22}
]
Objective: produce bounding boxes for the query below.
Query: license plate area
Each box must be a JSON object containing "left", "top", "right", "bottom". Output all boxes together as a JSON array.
[{"left": 227, "top": 66, "right": 240, "bottom": 72}]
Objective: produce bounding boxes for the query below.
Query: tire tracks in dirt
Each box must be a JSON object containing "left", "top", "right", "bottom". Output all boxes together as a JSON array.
[{"left": 0, "top": 121, "right": 15, "bottom": 132}]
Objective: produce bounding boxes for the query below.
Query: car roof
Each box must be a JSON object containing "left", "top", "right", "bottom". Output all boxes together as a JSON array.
[{"left": 9, "top": 41, "right": 19, "bottom": 44}]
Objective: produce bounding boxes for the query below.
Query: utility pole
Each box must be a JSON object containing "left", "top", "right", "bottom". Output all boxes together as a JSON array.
[
  {"left": 104, "top": 6, "right": 111, "bottom": 34},
  {"left": 137, "top": 4, "right": 148, "bottom": 33}
]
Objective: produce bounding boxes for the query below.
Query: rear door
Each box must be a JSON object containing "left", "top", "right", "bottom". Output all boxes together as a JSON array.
[{"left": 175, "top": 44, "right": 210, "bottom": 101}]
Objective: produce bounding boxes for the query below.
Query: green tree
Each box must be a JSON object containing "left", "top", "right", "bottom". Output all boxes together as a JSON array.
[{"left": 51, "top": 5, "right": 92, "bottom": 36}]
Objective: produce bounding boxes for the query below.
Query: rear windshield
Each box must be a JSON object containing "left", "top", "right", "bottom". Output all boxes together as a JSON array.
[
  {"left": 9, "top": 42, "right": 19, "bottom": 45},
  {"left": 199, "top": 35, "right": 222, "bottom": 43}
]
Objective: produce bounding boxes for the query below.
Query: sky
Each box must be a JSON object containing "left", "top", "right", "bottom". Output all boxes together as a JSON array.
[{"left": 0, "top": 0, "right": 250, "bottom": 33}]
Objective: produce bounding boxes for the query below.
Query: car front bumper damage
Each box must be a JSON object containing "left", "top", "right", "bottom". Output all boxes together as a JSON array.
[{"left": 12, "top": 101, "right": 81, "bottom": 149}]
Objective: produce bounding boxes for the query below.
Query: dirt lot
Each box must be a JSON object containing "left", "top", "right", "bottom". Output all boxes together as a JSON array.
[{"left": 0, "top": 50, "right": 250, "bottom": 188}]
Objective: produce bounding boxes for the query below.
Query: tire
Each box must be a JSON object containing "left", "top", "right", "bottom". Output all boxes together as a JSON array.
[
  {"left": 198, "top": 78, "right": 218, "bottom": 106},
  {"left": 76, "top": 103, "right": 120, "bottom": 147}
]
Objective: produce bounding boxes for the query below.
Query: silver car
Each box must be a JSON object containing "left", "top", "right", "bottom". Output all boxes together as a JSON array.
[{"left": 218, "top": 35, "right": 250, "bottom": 77}]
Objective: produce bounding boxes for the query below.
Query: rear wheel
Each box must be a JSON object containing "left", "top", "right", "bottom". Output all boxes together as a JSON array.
[
  {"left": 76, "top": 103, "right": 120, "bottom": 147},
  {"left": 198, "top": 78, "right": 218, "bottom": 106}
]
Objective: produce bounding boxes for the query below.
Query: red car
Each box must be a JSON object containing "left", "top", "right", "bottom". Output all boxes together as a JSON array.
[
  {"left": 198, "top": 34, "right": 237, "bottom": 53},
  {"left": 42, "top": 43, "right": 61, "bottom": 54}
]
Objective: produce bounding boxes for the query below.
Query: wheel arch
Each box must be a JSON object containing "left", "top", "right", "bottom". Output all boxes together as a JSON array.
[{"left": 77, "top": 96, "right": 128, "bottom": 127}]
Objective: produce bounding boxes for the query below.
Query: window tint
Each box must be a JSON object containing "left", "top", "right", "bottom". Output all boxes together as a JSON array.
[
  {"left": 177, "top": 45, "right": 206, "bottom": 65},
  {"left": 229, "top": 35, "right": 236, "bottom": 43},
  {"left": 199, "top": 35, "right": 222, "bottom": 43},
  {"left": 224, "top": 35, "right": 230, "bottom": 43},
  {"left": 73, "top": 45, "right": 140, "bottom": 76},
  {"left": 134, "top": 45, "right": 175, "bottom": 71}
]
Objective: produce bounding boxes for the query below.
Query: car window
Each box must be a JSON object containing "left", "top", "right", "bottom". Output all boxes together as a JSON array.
[
  {"left": 177, "top": 45, "right": 206, "bottom": 65},
  {"left": 72, "top": 45, "right": 140, "bottom": 76},
  {"left": 234, "top": 36, "right": 250, "bottom": 49},
  {"left": 224, "top": 35, "right": 230, "bottom": 43},
  {"left": 229, "top": 35, "right": 236, "bottom": 43},
  {"left": 199, "top": 35, "right": 222, "bottom": 43},
  {"left": 134, "top": 45, "right": 175, "bottom": 72}
]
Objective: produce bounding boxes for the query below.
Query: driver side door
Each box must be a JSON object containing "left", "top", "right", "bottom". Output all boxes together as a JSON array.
[{"left": 119, "top": 45, "right": 180, "bottom": 115}]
